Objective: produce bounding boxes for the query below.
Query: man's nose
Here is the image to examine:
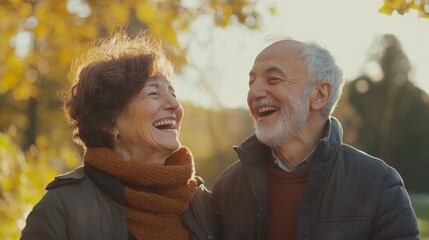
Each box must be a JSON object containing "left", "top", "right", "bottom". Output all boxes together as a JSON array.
[{"left": 248, "top": 80, "right": 268, "bottom": 99}]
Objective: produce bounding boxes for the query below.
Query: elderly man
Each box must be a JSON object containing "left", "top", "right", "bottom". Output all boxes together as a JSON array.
[{"left": 212, "top": 39, "right": 419, "bottom": 239}]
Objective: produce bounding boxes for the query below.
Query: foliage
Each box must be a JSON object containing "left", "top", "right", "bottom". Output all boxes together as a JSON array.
[
  {"left": 411, "top": 194, "right": 429, "bottom": 240},
  {"left": 418, "top": 217, "right": 429, "bottom": 240},
  {"left": 379, "top": 0, "right": 429, "bottom": 17},
  {"left": 0, "top": 131, "right": 81, "bottom": 238},
  {"left": 180, "top": 102, "right": 254, "bottom": 187}
]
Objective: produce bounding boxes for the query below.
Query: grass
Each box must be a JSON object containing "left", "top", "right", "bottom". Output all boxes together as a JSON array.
[{"left": 411, "top": 195, "right": 429, "bottom": 240}]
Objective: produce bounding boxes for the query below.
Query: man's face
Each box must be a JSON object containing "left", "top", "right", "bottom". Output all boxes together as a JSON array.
[{"left": 247, "top": 40, "right": 310, "bottom": 147}]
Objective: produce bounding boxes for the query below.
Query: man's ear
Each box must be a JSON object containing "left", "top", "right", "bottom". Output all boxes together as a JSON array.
[{"left": 310, "top": 81, "right": 332, "bottom": 111}]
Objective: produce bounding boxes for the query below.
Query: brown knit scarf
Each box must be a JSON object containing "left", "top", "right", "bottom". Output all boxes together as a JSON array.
[{"left": 84, "top": 146, "right": 197, "bottom": 240}]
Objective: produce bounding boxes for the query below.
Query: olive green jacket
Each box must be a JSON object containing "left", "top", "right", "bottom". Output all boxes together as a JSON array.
[{"left": 21, "top": 164, "right": 217, "bottom": 240}]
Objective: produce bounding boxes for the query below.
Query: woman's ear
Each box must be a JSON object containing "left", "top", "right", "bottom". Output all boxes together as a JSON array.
[{"left": 310, "top": 81, "right": 332, "bottom": 111}]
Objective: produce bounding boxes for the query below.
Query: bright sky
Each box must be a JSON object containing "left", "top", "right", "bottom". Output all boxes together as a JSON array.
[{"left": 176, "top": 0, "right": 429, "bottom": 109}]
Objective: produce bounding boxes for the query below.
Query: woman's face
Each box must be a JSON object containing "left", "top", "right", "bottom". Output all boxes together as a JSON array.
[{"left": 115, "top": 77, "right": 183, "bottom": 161}]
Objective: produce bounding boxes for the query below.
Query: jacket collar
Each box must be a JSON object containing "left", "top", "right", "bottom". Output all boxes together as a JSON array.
[
  {"left": 236, "top": 117, "right": 343, "bottom": 166},
  {"left": 311, "top": 117, "right": 343, "bottom": 165},
  {"left": 233, "top": 135, "right": 271, "bottom": 219},
  {"left": 84, "top": 163, "right": 125, "bottom": 205},
  {"left": 234, "top": 117, "right": 344, "bottom": 237}
]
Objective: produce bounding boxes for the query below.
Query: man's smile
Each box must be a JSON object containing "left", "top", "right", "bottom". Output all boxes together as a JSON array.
[{"left": 257, "top": 106, "right": 278, "bottom": 118}]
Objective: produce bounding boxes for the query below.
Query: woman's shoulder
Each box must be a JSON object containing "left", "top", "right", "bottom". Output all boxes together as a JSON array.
[
  {"left": 184, "top": 177, "right": 218, "bottom": 240},
  {"left": 45, "top": 166, "right": 87, "bottom": 190}
]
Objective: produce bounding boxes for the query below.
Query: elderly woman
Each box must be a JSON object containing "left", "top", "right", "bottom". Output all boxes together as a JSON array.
[{"left": 21, "top": 32, "right": 216, "bottom": 240}]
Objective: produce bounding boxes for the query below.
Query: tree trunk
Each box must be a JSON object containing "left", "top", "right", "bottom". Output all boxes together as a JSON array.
[{"left": 24, "top": 96, "right": 37, "bottom": 150}]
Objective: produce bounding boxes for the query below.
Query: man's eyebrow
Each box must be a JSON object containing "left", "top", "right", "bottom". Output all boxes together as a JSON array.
[
  {"left": 249, "top": 66, "right": 287, "bottom": 77},
  {"left": 265, "top": 66, "right": 287, "bottom": 76}
]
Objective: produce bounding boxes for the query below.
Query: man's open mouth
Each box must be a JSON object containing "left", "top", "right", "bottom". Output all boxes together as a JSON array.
[{"left": 257, "top": 106, "right": 278, "bottom": 117}]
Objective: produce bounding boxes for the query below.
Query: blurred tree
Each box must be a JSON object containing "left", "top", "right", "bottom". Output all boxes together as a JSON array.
[
  {"left": 0, "top": 131, "right": 80, "bottom": 238},
  {"left": 180, "top": 102, "right": 254, "bottom": 187},
  {"left": 379, "top": 0, "right": 429, "bottom": 17},
  {"left": 348, "top": 34, "right": 429, "bottom": 193},
  {"left": 331, "top": 86, "right": 361, "bottom": 148}
]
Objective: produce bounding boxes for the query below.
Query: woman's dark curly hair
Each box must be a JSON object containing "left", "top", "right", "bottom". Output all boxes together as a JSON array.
[{"left": 61, "top": 31, "right": 173, "bottom": 149}]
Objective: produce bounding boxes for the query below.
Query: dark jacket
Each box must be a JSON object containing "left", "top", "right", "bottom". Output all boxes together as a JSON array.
[
  {"left": 212, "top": 118, "right": 419, "bottom": 240},
  {"left": 21, "top": 164, "right": 217, "bottom": 240}
]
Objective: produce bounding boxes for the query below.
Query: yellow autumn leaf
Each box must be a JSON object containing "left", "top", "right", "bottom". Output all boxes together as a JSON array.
[
  {"left": 150, "top": 21, "right": 165, "bottom": 38},
  {"left": 111, "top": 4, "right": 130, "bottom": 25},
  {"left": 386, "top": 0, "right": 406, "bottom": 10},
  {"left": 35, "top": 136, "right": 48, "bottom": 150},
  {"left": 379, "top": 4, "right": 394, "bottom": 15},
  {"left": 18, "top": 2, "right": 32, "bottom": 18},
  {"left": 269, "top": 6, "right": 277, "bottom": 15},
  {"left": 54, "top": 22, "right": 67, "bottom": 34},
  {"left": 0, "top": 74, "right": 18, "bottom": 93},
  {"left": 165, "top": 28, "right": 177, "bottom": 46},
  {"left": 12, "top": 81, "right": 32, "bottom": 101},
  {"left": 135, "top": 1, "right": 155, "bottom": 23},
  {"left": 221, "top": 4, "right": 233, "bottom": 27}
]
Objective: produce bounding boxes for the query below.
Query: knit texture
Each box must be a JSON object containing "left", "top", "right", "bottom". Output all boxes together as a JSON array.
[
  {"left": 84, "top": 146, "right": 197, "bottom": 240},
  {"left": 265, "top": 162, "right": 309, "bottom": 240}
]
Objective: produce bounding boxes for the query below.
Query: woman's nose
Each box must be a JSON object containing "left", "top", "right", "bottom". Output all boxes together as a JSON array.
[{"left": 164, "top": 94, "right": 180, "bottom": 111}]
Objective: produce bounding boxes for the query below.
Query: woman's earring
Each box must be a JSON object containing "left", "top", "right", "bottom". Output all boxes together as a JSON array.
[{"left": 114, "top": 133, "right": 120, "bottom": 143}]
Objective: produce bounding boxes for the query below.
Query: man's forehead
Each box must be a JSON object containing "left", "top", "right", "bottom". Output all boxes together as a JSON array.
[
  {"left": 249, "top": 61, "right": 287, "bottom": 76},
  {"left": 258, "top": 40, "right": 303, "bottom": 58}
]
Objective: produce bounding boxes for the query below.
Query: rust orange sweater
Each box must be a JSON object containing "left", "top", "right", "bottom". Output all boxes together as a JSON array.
[{"left": 265, "top": 162, "right": 309, "bottom": 240}]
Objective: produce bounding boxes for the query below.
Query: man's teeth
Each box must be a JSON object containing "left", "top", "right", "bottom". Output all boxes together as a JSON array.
[
  {"left": 258, "top": 106, "right": 277, "bottom": 113},
  {"left": 153, "top": 119, "right": 176, "bottom": 127}
]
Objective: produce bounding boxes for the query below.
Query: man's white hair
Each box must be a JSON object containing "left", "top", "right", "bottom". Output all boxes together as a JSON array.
[{"left": 264, "top": 35, "right": 345, "bottom": 117}]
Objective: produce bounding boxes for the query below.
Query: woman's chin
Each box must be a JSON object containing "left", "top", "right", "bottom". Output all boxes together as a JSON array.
[{"left": 162, "top": 141, "right": 181, "bottom": 153}]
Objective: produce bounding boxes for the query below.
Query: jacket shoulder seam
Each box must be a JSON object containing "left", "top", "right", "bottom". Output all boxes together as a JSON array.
[{"left": 46, "top": 167, "right": 86, "bottom": 190}]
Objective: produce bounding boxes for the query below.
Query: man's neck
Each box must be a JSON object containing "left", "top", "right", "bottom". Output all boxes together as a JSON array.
[{"left": 273, "top": 117, "right": 328, "bottom": 169}]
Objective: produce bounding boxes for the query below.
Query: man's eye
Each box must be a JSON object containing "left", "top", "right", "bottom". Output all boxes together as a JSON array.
[
  {"left": 148, "top": 92, "right": 158, "bottom": 96},
  {"left": 248, "top": 80, "right": 254, "bottom": 87},
  {"left": 268, "top": 77, "right": 282, "bottom": 84}
]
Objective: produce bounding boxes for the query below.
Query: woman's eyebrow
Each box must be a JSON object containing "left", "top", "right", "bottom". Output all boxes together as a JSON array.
[{"left": 144, "top": 83, "right": 159, "bottom": 88}]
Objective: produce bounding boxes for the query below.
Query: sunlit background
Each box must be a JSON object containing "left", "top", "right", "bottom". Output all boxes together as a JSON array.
[
  {"left": 1, "top": 0, "right": 428, "bottom": 239},
  {"left": 176, "top": 0, "right": 429, "bottom": 108}
]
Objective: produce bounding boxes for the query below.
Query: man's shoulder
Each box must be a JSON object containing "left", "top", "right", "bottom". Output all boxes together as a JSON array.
[
  {"left": 213, "top": 160, "right": 244, "bottom": 183},
  {"left": 341, "top": 144, "right": 396, "bottom": 180},
  {"left": 343, "top": 144, "right": 386, "bottom": 165},
  {"left": 212, "top": 160, "right": 249, "bottom": 193}
]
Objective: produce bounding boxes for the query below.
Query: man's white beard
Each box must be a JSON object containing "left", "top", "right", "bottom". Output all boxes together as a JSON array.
[{"left": 255, "top": 93, "right": 309, "bottom": 147}]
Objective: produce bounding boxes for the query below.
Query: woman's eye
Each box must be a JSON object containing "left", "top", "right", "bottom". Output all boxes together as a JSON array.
[{"left": 148, "top": 92, "right": 158, "bottom": 96}]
